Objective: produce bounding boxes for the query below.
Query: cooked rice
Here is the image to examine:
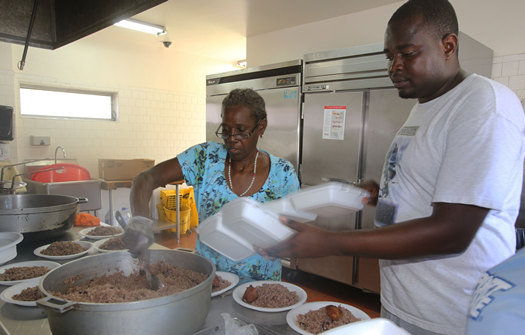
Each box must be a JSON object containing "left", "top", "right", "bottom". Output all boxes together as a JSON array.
[
  {"left": 100, "top": 237, "right": 126, "bottom": 250},
  {"left": 245, "top": 283, "right": 299, "bottom": 308},
  {"left": 87, "top": 226, "right": 121, "bottom": 236},
  {"left": 296, "top": 305, "right": 361, "bottom": 334},
  {"left": 0, "top": 266, "right": 50, "bottom": 281},
  {"left": 13, "top": 286, "right": 42, "bottom": 301},
  {"left": 41, "top": 241, "right": 87, "bottom": 256},
  {"left": 50, "top": 261, "right": 208, "bottom": 303}
]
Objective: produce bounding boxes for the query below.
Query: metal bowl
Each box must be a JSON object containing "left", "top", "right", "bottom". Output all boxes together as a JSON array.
[
  {"left": 38, "top": 250, "right": 215, "bottom": 335},
  {"left": 0, "top": 194, "right": 86, "bottom": 240}
]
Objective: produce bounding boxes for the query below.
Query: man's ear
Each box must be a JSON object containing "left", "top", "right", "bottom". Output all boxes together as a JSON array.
[{"left": 442, "top": 33, "right": 459, "bottom": 59}]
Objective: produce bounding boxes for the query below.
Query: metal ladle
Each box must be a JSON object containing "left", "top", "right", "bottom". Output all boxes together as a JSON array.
[{"left": 122, "top": 216, "right": 165, "bottom": 290}]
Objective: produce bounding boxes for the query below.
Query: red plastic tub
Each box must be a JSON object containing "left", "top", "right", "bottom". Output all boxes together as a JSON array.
[{"left": 30, "top": 163, "right": 91, "bottom": 183}]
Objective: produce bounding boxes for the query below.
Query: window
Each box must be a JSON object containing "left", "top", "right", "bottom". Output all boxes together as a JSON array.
[{"left": 20, "top": 85, "right": 117, "bottom": 120}]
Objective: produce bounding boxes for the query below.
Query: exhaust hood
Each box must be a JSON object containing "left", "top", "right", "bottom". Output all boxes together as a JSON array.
[{"left": 0, "top": 0, "right": 167, "bottom": 50}]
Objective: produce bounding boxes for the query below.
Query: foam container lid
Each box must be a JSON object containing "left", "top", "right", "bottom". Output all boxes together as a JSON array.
[
  {"left": 197, "top": 198, "right": 296, "bottom": 261},
  {"left": 261, "top": 197, "right": 317, "bottom": 223},
  {"left": 288, "top": 182, "right": 369, "bottom": 217}
]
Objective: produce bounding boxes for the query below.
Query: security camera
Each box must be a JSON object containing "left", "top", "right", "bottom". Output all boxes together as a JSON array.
[{"left": 163, "top": 41, "right": 172, "bottom": 48}]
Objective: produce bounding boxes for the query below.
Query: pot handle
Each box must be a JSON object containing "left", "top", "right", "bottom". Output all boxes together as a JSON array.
[
  {"left": 37, "top": 296, "right": 77, "bottom": 314},
  {"left": 77, "top": 197, "right": 88, "bottom": 204}
]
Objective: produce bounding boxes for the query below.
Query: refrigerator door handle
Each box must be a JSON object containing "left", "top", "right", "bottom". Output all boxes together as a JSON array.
[{"left": 321, "top": 177, "right": 361, "bottom": 185}]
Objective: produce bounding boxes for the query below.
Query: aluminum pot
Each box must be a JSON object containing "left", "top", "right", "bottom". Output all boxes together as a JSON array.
[
  {"left": 38, "top": 249, "right": 215, "bottom": 335},
  {"left": 0, "top": 194, "right": 86, "bottom": 239}
]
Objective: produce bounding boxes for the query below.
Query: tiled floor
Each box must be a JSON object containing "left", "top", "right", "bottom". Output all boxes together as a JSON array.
[{"left": 155, "top": 229, "right": 381, "bottom": 318}]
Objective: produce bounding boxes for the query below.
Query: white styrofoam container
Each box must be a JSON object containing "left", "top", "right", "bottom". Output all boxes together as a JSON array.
[
  {"left": 320, "top": 318, "right": 411, "bottom": 335},
  {"left": 289, "top": 182, "right": 369, "bottom": 217},
  {"left": 197, "top": 198, "right": 296, "bottom": 261},
  {"left": 261, "top": 197, "right": 317, "bottom": 223}
]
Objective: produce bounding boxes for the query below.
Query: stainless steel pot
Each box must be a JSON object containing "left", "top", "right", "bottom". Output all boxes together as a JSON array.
[
  {"left": 0, "top": 194, "right": 86, "bottom": 239},
  {"left": 38, "top": 250, "right": 215, "bottom": 335}
]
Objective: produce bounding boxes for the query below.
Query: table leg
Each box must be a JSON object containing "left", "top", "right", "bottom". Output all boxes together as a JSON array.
[
  {"left": 108, "top": 188, "right": 115, "bottom": 226},
  {"left": 176, "top": 184, "right": 180, "bottom": 244}
]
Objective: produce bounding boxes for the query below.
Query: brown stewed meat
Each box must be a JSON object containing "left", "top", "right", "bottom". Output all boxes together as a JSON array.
[
  {"left": 50, "top": 261, "right": 208, "bottom": 303},
  {"left": 13, "top": 286, "right": 42, "bottom": 301},
  {"left": 0, "top": 266, "right": 50, "bottom": 281},
  {"left": 212, "top": 274, "right": 232, "bottom": 292},
  {"left": 41, "top": 241, "right": 87, "bottom": 256},
  {"left": 87, "top": 226, "right": 122, "bottom": 236}
]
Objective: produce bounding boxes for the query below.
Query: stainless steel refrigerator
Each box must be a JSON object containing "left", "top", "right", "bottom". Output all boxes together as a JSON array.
[{"left": 205, "top": 60, "right": 302, "bottom": 172}]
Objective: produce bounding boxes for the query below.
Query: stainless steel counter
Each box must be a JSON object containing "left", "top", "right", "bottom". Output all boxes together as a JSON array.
[{"left": 0, "top": 229, "right": 298, "bottom": 335}]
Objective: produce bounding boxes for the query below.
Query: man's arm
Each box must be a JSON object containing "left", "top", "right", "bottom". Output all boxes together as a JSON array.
[{"left": 265, "top": 202, "right": 488, "bottom": 259}]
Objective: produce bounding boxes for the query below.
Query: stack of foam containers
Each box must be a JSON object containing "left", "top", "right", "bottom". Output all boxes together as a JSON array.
[{"left": 196, "top": 182, "right": 368, "bottom": 261}]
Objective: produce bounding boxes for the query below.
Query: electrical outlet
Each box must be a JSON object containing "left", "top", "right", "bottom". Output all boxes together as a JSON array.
[{"left": 30, "top": 135, "right": 51, "bottom": 146}]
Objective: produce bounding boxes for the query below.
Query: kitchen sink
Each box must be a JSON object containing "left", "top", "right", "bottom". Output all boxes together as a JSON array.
[
  {"left": 21, "top": 159, "right": 101, "bottom": 211},
  {"left": 23, "top": 159, "right": 78, "bottom": 177},
  {"left": 24, "top": 178, "right": 101, "bottom": 211}
]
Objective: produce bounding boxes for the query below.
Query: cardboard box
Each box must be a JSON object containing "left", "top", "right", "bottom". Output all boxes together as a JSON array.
[{"left": 98, "top": 159, "right": 155, "bottom": 181}]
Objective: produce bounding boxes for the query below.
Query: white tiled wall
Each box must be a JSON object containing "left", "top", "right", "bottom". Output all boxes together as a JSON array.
[
  {"left": 13, "top": 74, "right": 206, "bottom": 175},
  {"left": 492, "top": 52, "right": 525, "bottom": 103}
]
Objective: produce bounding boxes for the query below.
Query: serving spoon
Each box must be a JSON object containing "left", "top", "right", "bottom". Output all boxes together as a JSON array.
[{"left": 122, "top": 216, "right": 165, "bottom": 290}]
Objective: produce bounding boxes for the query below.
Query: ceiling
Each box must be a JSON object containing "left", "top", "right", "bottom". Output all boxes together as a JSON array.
[{"left": 94, "top": 0, "right": 402, "bottom": 62}]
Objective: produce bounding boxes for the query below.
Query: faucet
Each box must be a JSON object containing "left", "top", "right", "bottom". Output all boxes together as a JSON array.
[{"left": 54, "top": 145, "right": 67, "bottom": 164}]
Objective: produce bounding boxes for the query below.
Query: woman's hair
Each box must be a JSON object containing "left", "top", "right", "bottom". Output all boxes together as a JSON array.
[
  {"left": 222, "top": 88, "right": 267, "bottom": 122},
  {"left": 389, "top": 0, "right": 459, "bottom": 39}
]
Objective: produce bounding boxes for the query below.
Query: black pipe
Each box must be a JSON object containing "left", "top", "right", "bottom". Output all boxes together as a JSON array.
[{"left": 18, "top": 0, "right": 40, "bottom": 70}]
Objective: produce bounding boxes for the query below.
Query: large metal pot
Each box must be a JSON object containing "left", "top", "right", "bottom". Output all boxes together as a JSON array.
[
  {"left": 0, "top": 194, "right": 86, "bottom": 239},
  {"left": 38, "top": 250, "right": 215, "bottom": 335}
]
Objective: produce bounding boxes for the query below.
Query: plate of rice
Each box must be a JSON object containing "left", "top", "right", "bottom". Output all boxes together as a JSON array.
[
  {"left": 211, "top": 271, "right": 239, "bottom": 297},
  {"left": 79, "top": 225, "right": 124, "bottom": 240},
  {"left": 0, "top": 260, "right": 61, "bottom": 286},
  {"left": 232, "top": 280, "right": 307, "bottom": 312},
  {"left": 0, "top": 278, "right": 42, "bottom": 306},
  {"left": 34, "top": 241, "right": 92, "bottom": 260},
  {"left": 286, "top": 301, "right": 370, "bottom": 334},
  {"left": 93, "top": 236, "right": 128, "bottom": 253}
]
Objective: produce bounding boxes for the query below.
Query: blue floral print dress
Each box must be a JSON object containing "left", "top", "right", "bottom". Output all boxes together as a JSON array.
[{"left": 177, "top": 141, "right": 300, "bottom": 283}]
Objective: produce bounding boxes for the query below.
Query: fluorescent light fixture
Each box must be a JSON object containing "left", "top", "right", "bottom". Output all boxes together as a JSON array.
[
  {"left": 234, "top": 60, "right": 247, "bottom": 69},
  {"left": 114, "top": 18, "right": 166, "bottom": 36}
]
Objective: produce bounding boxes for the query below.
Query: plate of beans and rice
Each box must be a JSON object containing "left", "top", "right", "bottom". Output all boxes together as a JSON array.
[
  {"left": 0, "top": 277, "right": 42, "bottom": 306},
  {"left": 211, "top": 271, "right": 239, "bottom": 297},
  {"left": 232, "top": 280, "right": 307, "bottom": 312},
  {"left": 286, "top": 301, "right": 370, "bottom": 335},
  {"left": 79, "top": 225, "right": 124, "bottom": 240},
  {"left": 34, "top": 241, "right": 93, "bottom": 260},
  {"left": 0, "top": 260, "right": 61, "bottom": 286},
  {"left": 92, "top": 236, "right": 128, "bottom": 253}
]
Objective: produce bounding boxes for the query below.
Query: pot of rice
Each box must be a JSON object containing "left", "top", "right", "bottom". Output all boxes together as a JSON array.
[{"left": 37, "top": 249, "right": 215, "bottom": 335}]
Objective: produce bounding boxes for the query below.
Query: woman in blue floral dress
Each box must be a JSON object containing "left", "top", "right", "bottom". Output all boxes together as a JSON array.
[{"left": 131, "top": 88, "right": 299, "bottom": 283}]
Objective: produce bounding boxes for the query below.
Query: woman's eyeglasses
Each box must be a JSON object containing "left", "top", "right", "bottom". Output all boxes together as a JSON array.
[{"left": 215, "top": 119, "right": 263, "bottom": 140}]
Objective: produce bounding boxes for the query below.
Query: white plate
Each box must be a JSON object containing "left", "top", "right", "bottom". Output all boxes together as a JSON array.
[
  {"left": 0, "top": 232, "right": 24, "bottom": 266},
  {"left": 232, "top": 280, "right": 307, "bottom": 312},
  {"left": 92, "top": 237, "right": 128, "bottom": 253},
  {"left": 0, "top": 260, "right": 61, "bottom": 286},
  {"left": 286, "top": 301, "right": 371, "bottom": 335},
  {"left": 33, "top": 241, "right": 92, "bottom": 260},
  {"left": 211, "top": 271, "right": 239, "bottom": 297},
  {"left": 0, "top": 278, "right": 41, "bottom": 306},
  {"left": 78, "top": 225, "right": 124, "bottom": 240}
]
